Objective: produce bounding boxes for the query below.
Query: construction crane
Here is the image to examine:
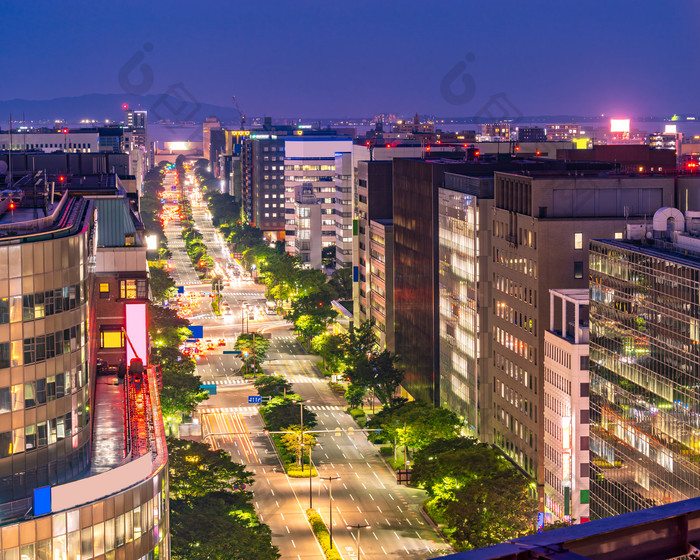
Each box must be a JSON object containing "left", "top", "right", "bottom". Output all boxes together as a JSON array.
[{"left": 232, "top": 95, "right": 246, "bottom": 130}]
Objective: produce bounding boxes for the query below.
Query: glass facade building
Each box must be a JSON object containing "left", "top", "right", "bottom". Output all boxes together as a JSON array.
[
  {"left": 438, "top": 188, "right": 480, "bottom": 434},
  {"left": 589, "top": 238, "right": 700, "bottom": 518}
]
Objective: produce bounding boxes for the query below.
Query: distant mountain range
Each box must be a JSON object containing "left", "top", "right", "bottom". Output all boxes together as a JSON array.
[{"left": 0, "top": 93, "right": 240, "bottom": 126}]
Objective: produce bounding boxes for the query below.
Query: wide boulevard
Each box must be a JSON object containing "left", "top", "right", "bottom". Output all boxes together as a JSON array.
[{"left": 162, "top": 166, "right": 451, "bottom": 559}]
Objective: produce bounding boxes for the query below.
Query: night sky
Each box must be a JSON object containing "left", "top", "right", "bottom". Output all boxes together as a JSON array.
[{"left": 2, "top": 0, "right": 698, "bottom": 118}]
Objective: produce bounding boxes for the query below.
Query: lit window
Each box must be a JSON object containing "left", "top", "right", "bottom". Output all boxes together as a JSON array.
[
  {"left": 119, "top": 279, "right": 147, "bottom": 300},
  {"left": 99, "top": 283, "right": 110, "bottom": 298},
  {"left": 614, "top": 232, "right": 623, "bottom": 239},
  {"left": 101, "top": 330, "right": 124, "bottom": 348},
  {"left": 574, "top": 233, "right": 583, "bottom": 250}
]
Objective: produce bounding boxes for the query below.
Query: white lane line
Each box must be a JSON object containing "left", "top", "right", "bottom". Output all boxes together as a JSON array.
[
  {"left": 291, "top": 540, "right": 296, "bottom": 548},
  {"left": 286, "top": 526, "right": 290, "bottom": 533},
  {"left": 377, "top": 506, "right": 382, "bottom": 513},
  {"left": 369, "top": 493, "right": 374, "bottom": 501},
  {"left": 394, "top": 531, "right": 401, "bottom": 540}
]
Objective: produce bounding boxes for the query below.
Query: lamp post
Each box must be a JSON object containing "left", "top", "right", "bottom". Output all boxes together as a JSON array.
[
  {"left": 303, "top": 440, "right": 320, "bottom": 509},
  {"left": 346, "top": 523, "right": 371, "bottom": 560},
  {"left": 292, "top": 400, "right": 306, "bottom": 470},
  {"left": 321, "top": 475, "right": 341, "bottom": 550}
]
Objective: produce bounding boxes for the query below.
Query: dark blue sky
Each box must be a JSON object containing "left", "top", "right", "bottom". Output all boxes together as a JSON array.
[{"left": 2, "top": 0, "right": 698, "bottom": 118}]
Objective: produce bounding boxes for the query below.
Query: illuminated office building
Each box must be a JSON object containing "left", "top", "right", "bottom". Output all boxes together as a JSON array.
[{"left": 589, "top": 208, "right": 700, "bottom": 519}]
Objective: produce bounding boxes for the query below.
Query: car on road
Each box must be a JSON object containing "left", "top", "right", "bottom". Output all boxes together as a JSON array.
[
  {"left": 217, "top": 338, "right": 226, "bottom": 346},
  {"left": 205, "top": 339, "right": 215, "bottom": 350}
]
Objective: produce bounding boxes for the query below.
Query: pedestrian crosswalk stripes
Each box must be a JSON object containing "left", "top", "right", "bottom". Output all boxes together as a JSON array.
[
  {"left": 200, "top": 405, "right": 345, "bottom": 412},
  {"left": 208, "top": 376, "right": 327, "bottom": 385},
  {"left": 306, "top": 405, "right": 345, "bottom": 411},
  {"left": 200, "top": 406, "right": 258, "bottom": 414}
]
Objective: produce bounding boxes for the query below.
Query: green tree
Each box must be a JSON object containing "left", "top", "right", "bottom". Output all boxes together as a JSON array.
[
  {"left": 328, "top": 267, "right": 352, "bottom": 300},
  {"left": 442, "top": 469, "right": 537, "bottom": 550},
  {"left": 149, "top": 262, "right": 177, "bottom": 302},
  {"left": 171, "top": 492, "right": 280, "bottom": 560},
  {"left": 167, "top": 437, "right": 253, "bottom": 499},
  {"left": 310, "top": 332, "right": 345, "bottom": 372},
  {"left": 368, "top": 350, "right": 404, "bottom": 406},
  {"left": 235, "top": 333, "right": 270, "bottom": 375},
  {"left": 321, "top": 244, "right": 336, "bottom": 267},
  {"left": 294, "top": 314, "right": 327, "bottom": 345},
  {"left": 409, "top": 436, "right": 537, "bottom": 550},
  {"left": 345, "top": 384, "right": 366, "bottom": 409},
  {"left": 261, "top": 398, "right": 317, "bottom": 431},
  {"left": 254, "top": 375, "right": 293, "bottom": 398},
  {"left": 279, "top": 425, "right": 316, "bottom": 468}
]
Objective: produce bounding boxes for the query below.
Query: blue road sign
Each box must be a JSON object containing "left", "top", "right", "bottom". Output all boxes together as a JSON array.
[
  {"left": 223, "top": 350, "right": 243, "bottom": 355},
  {"left": 188, "top": 325, "right": 204, "bottom": 339},
  {"left": 177, "top": 286, "right": 185, "bottom": 294},
  {"left": 200, "top": 384, "right": 217, "bottom": 395},
  {"left": 248, "top": 396, "right": 262, "bottom": 404}
]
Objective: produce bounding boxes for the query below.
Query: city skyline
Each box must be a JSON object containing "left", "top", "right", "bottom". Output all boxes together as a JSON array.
[{"left": 2, "top": 1, "right": 699, "bottom": 118}]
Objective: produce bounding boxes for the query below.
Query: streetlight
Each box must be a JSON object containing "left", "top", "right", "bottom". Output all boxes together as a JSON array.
[
  {"left": 346, "top": 523, "right": 371, "bottom": 560},
  {"left": 291, "top": 400, "right": 307, "bottom": 471},
  {"left": 321, "top": 475, "right": 341, "bottom": 550},
  {"left": 302, "top": 440, "right": 320, "bottom": 508}
]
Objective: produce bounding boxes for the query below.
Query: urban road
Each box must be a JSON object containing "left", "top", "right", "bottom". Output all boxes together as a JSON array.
[{"left": 162, "top": 167, "right": 451, "bottom": 559}]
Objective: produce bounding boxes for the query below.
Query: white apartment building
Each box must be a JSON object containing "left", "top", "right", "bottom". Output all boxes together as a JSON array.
[
  {"left": 0, "top": 130, "right": 99, "bottom": 153},
  {"left": 284, "top": 137, "right": 352, "bottom": 260},
  {"left": 543, "top": 288, "right": 591, "bottom": 525},
  {"left": 334, "top": 152, "right": 353, "bottom": 267}
]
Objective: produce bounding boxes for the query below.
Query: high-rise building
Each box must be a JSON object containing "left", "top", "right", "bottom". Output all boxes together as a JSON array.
[
  {"left": 437, "top": 172, "right": 494, "bottom": 436},
  {"left": 0, "top": 174, "right": 169, "bottom": 558},
  {"left": 354, "top": 160, "right": 394, "bottom": 347},
  {"left": 334, "top": 152, "right": 353, "bottom": 267},
  {"left": 589, "top": 209, "right": 700, "bottom": 519},
  {"left": 202, "top": 117, "right": 222, "bottom": 163},
  {"left": 251, "top": 134, "right": 287, "bottom": 239},
  {"left": 543, "top": 289, "right": 590, "bottom": 524},
  {"left": 284, "top": 137, "right": 352, "bottom": 259},
  {"left": 293, "top": 184, "right": 322, "bottom": 268},
  {"left": 490, "top": 171, "right": 674, "bottom": 510},
  {"left": 124, "top": 108, "right": 151, "bottom": 170}
]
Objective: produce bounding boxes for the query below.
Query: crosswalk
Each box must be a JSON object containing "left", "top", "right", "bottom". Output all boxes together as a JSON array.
[
  {"left": 200, "top": 405, "right": 346, "bottom": 413},
  {"left": 200, "top": 406, "right": 258, "bottom": 414},
  {"left": 209, "top": 376, "right": 327, "bottom": 386}
]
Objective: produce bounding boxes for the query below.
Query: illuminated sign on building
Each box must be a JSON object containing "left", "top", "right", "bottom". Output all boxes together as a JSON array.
[
  {"left": 610, "top": 119, "right": 631, "bottom": 133},
  {"left": 125, "top": 303, "right": 148, "bottom": 364}
]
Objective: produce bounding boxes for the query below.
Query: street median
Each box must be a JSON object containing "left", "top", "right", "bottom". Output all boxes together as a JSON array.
[{"left": 306, "top": 508, "right": 341, "bottom": 560}]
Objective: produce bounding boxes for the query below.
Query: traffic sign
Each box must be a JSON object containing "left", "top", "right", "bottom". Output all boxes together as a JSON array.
[
  {"left": 188, "top": 325, "right": 204, "bottom": 339},
  {"left": 223, "top": 350, "right": 243, "bottom": 355},
  {"left": 248, "top": 395, "right": 262, "bottom": 404},
  {"left": 177, "top": 286, "right": 185, "bottom": 294},
  {"left": 200, "top": 384, "right": 217, "bottom": 395}
]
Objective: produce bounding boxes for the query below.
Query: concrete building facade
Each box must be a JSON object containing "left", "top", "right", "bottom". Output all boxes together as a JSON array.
[
  {"left": 543, "top": 289, "right": 591, "bottom": 524},
  {"left": 490, "top": 171, "right": 674, "bottom": 510}
]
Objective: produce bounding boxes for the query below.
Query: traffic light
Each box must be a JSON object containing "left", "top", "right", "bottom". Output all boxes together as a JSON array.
[
  {"left": 8, "top": 202, "right": 15, "bottom": 211},
  {"left": 58, "top": 176, "right": 65, "bottom": 183}
]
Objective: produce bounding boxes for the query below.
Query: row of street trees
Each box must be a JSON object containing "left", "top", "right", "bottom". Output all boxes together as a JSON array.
[
  {"left": 168, "top": 438, "right": 279, "bottom": 559},
  {"left": 366, "top": 399, "right": 538, "bottom": 551}
]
